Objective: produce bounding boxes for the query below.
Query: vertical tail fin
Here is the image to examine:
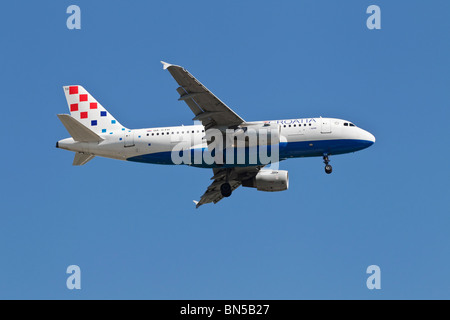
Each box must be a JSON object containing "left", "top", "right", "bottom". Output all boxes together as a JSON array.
[{"left": 63, "top": 85, "right": 126, "bottom": 134}]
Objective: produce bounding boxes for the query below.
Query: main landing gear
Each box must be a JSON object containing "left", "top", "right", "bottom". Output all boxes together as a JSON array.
[
  {"left": 220, "top": 182, "right": 232, "bottom": 197},
  {"left": 323, "top": 154, "right": 332, "bottom": 174},
  {"left": 220, "top": 169, "right": 232, "bottom": 197}
]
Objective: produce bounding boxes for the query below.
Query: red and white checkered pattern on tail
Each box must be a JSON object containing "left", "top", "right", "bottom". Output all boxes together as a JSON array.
[{"left": 63, "top": 85, "right": 125, "bottom": 134}]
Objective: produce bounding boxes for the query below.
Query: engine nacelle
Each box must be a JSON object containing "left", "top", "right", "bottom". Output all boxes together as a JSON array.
[{"left": 242, "top": 170, "right": 289, "bottom": 192}]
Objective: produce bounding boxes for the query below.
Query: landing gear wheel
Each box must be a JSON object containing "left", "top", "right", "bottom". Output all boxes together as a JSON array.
[
  {"left": 220, "top": 182, "right": 232, "bottom": 197},
  {"left": 323, "top": 154, "right": 332, "bottom": 174}
]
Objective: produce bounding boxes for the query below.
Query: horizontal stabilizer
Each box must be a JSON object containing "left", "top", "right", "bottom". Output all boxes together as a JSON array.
[
  {"left": 57, "top": 114, "right": 104, "bottom": 142},
  {"left": 73, "top": 152, "right": 95, "bottom": 166}
]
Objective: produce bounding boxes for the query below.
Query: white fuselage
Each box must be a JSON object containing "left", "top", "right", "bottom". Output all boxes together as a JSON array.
[{"left": 57, "top": 117, "right": 375, "bottom": 168}]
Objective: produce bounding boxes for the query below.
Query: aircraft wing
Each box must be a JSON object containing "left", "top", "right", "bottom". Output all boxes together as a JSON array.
[
  {"left": 161, "top": 61, "right": 245, "bottom": 130},
  {"left": 194, "top": 166, "right": 262, "bottom": 208}
]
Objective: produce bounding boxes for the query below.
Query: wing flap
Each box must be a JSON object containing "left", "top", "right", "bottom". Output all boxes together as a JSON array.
[{"left": 176, "top": 86, "right": 203, "bottom": 115}]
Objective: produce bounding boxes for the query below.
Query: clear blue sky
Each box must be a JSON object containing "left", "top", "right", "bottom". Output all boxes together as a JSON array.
[{"left": 0, "top": 0, "right": 449, "bottom": 299}]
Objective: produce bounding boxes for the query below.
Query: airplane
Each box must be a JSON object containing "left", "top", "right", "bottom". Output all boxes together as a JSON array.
[{"left": 56, "top": 61, "right": 376, "bottom": 208}]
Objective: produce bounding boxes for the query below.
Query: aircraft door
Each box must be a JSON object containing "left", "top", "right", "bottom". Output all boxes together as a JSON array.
[
  {"left": 124, "top": 130, "right": 135, "bottom": 147},
  {"left": 321, "top": 118, "right": 331, "bottom": 134}
]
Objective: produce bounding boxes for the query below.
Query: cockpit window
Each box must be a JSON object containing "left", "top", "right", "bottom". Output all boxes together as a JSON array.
[
  {"left": 349, "top": 123, "right": 355, "bottom": 127},
  {"left": 344, "top": 123, "right": 348, "bottom": 126}
]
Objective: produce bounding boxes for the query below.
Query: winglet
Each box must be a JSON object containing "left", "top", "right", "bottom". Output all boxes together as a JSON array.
[
  {"left": 193, "top": 200, "right": 200, "bottom": 209},
  {"left": 161, "top": 61, "right": 172, "bottom": 70}
]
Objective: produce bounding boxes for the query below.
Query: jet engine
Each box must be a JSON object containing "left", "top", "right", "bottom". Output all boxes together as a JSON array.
[{"left": 242, "top": 170, "right": 289, "bottom": 192}]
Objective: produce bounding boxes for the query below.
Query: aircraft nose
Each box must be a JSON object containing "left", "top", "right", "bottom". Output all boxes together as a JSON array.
[{"left": 361, "top": 129, "right": 375, "bottom": 145}]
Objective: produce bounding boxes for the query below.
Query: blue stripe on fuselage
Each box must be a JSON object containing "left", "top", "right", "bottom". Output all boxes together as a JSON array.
[
  {"left": 126, "top": 139, "right": 374, "bottom": 168},
  {"left": 279, "top": 138, "right": 374, "bottom": 158}
]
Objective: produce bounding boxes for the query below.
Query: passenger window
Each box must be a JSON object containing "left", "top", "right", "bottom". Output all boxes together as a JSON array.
[
  {"left": 309, "top": 123, "right": 311, "bottom": 126},
  {"left": 157, "top": 133, "right": 159, "bottom": 135}
]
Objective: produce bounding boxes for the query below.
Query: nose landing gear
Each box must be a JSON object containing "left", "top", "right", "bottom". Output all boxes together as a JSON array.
[{"left": 323, "top": 154, "right": 332, "bottom": 174}]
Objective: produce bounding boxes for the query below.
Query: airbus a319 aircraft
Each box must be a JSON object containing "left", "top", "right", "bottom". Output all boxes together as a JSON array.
[{"left": 56, "top": 61, "right": 375, "bottom": 208}]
